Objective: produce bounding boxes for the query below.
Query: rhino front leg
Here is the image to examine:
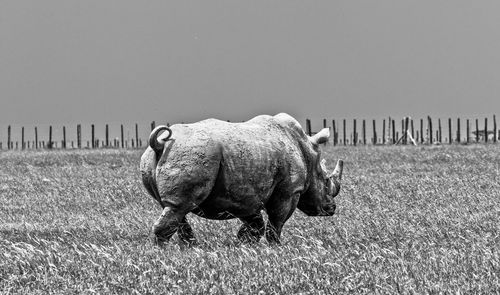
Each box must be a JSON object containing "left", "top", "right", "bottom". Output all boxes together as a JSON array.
[
  {"left": 152, "top": 207, "right": 187, "bottom": 246},
  {"left": 265, "top": 217, "right": 287, "bottom": 245},
  {"left": 265, "top": 194, "right": 299, "bottom": 244},
  {"left": 237, "top": 213, "right": 265, "bottom": 243},
  {"left": 177, "top": 216, "right": 197, "bottom": 246}
]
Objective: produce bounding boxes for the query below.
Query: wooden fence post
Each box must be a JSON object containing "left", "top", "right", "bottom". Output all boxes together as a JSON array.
[
  {"left": 135, "top": 123, "right": 139, "bottom": 148},
  {"left": 435, "top": 119, "right": 439, "bottom": 143},
  {"left": 400, "top": 119, "right": 404, "bottom": 144},
  {"left": 404, "top": 117, "right": 409, "bottom": 145},
  {"left": 91, "top": 124, "right": 95, "bottom": 148},
  {"left": 151, "top": 121, "right": 155, "bottom": 131},
  {"left": 475, "top": 119, "right": 479, "bottom": 142},
  {"left": 7, "top": 125, "right": 11, "bottom": 150},
  {"left": 35, "top": 127, "right": 38, "bottom": 149},
  {"left": 484, "top": 118, "right": 488, "bottom": 143},
  {"left": 419, "top": 119, "right": 423, "bottom": 143},
  {"left": 105, "top": 124, "right": 109, "bottom": 147},
  {"left": 332, "top": 120, "right": 337, "bottom": 146},
  {"left": 343, "top": 119, "right": 346, "bottom": 146},
  {"left": 411, "top": 119, "right": 414, "bottom": 140},
  {"left": 382, "top": 119, "right": 386, "bottom": 144},
  {"left": 388, "top": 116, "right": 391, "bottom": 143},
  {"left": 457, "top": 118, "right": 461, "bottom": 143},
  {"left": 400, "top": 119, "right": 404, "bottom": 143},
  {"left": 448, "top": 118, "right": 452, "bottom": 144},
  {"left": 466, "top": 119, "right": 470, "bottom": 143},
  {"left": 21, "top": 127, "right": 25, "bottom": 150},
  {"left": 331, "top": 120, "right": 335, "bottom": 145},
  {"left": 372, "top": 120, "right": 376, "bottom": 145},
  {"left": 427, "top": 116, "right": 433, "bottom": 144},
  {"left": 494, "top": 115, "right": 497, "bottom": 143},
  {"left": 392, "top": 120, "right": 396, "bottom": 144},
  {"left": 353, "top": 119, "right": 357, "bottom": 146},
  {"left": 120, "top": 124, "right": 124, "bottom": 148},
  {"left": 48, "top": 125, "right": 53, "bottom": 149},
  {"left": 77, "top": 124, "right": 81, "bottom": 148},
  {"left": 62, "top": 126, "right": 66, "bottom": 149},
  {"left": 362, "top": 119, "right": 366, "bottom": 145},
  {"left": 306, "top": 119, "right": 312, "bottom": 136}
]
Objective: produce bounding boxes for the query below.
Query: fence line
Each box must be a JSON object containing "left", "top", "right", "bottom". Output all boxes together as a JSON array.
[
  {"left": 0, "top": 122, "right": 158, "bottom": 151},
  {"left": 307, "top": 115, "right": 499, "bottom": 146},
  {"left": 0, "top": 115, "right": 499, "bottom": 150}
]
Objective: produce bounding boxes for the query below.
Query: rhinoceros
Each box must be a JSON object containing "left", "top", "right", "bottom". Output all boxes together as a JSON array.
[{"left": 140, "top": 113, "right": 343, "bottom": 245}]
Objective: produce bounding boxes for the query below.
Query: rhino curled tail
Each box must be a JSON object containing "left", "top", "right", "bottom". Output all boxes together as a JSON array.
[{"left": 149, "top": 125, "right": 172, "bottom": 155}]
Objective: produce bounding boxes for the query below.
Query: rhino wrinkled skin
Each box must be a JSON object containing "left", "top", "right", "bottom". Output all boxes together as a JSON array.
[{"left": 140, "top": 113, "right": 343, "bottom": 245}]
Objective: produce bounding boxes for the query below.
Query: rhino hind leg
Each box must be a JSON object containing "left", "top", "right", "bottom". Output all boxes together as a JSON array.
[
  {"left": 237, "top": 213, "right": 265, "bottom": 243},
  {"left": 152, "top": 207, "right": 189, "bottom": 246},
  {"left": 177, "top": 216, "right": 197, "bottom": 246}
]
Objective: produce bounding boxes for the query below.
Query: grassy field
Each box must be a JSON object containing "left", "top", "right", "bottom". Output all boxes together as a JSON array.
[{"left": 1, "top": 145, "right": 499, "bottom": 294}]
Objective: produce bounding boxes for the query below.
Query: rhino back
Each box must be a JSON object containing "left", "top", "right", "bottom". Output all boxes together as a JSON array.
[{"left": 155, "top": 116, "right": 308, "bottom": 213}]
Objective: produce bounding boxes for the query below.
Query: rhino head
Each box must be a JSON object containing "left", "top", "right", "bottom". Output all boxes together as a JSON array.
[{"left": 297, "top": 128, "right": 344, "bottom": 216}]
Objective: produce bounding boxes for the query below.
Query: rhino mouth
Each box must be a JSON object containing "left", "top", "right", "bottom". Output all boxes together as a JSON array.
[
  {"left": 299, "top": 201, "right": 336, "bottom": 216},
  {"left": 320, "top": 203, "right": 336, "bottom": 216}
]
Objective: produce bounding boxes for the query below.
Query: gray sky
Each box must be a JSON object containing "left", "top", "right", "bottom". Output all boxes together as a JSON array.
[{"left": 1, "top": 1, "right": 500, "bottom": 129}]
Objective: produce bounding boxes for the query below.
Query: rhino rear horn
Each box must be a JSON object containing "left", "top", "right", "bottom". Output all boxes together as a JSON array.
[{"left": 330, "top": 160, "right": 343, "bottom": 181}]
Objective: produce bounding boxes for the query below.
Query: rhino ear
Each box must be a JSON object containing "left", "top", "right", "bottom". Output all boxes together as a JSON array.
[{"left": 310, "top": 128, "right": 330, "bottom": 145}]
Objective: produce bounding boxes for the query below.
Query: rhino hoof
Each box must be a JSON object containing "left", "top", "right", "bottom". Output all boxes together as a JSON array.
[{"left": 178, "top": 236, "right": 198, "bottom": 247}]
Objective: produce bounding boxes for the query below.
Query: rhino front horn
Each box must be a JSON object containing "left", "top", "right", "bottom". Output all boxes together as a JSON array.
[{"left": 330, "top": 160, "right": 343, "bottom": 181}]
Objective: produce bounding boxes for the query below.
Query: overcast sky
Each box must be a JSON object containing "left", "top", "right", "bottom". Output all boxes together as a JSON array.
[{"left": 1, "top": 1, "right": 500, "bottom": 129}]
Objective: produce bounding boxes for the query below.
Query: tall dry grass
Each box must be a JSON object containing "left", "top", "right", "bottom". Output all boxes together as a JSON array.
[{"left": 1, "top": 145, "right": 499, "bottom": 293}]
